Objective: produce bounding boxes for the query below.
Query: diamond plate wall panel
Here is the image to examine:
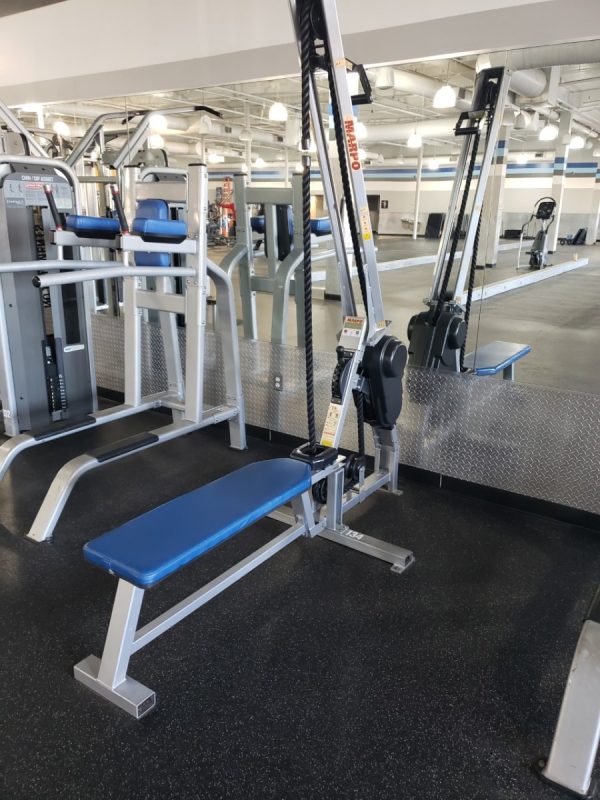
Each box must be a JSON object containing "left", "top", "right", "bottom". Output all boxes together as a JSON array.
[{"left": 92, "top": 314, "right": 600, "bottom": 514}]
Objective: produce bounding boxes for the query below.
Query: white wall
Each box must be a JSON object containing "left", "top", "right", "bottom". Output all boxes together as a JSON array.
[
  {"left": 218, "top": 172, "right": 598, "bottom": 240},
  {"left": 0, "top": 0, "right": 598, "bottom": 105}
]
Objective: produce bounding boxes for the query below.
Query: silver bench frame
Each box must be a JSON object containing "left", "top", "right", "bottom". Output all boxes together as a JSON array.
[
  {"left": 75, "top": 460, "right": 414, "bottom": 718},
  {"left": 539, "top": 589, "right": 600, "bottom": 797}
]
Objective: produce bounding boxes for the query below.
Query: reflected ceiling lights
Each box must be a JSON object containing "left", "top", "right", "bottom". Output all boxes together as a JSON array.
[
  {"left": 432, "top": 85, "right": 456, "bottom": 109},
  {"left": 268, "top": 102, "right": 288, "bottom": 122},
  {"left": 148, "top": 113, "right": 168, "bottom": 134},
  {"left": 52, "top": 119, "right": 70, "bottom": 137},
  {"left": 569, "top": 134, "right": 585, "bottom": 150},
  {"left": 539, "top": 122, "right": 558, "bottom": 141}
]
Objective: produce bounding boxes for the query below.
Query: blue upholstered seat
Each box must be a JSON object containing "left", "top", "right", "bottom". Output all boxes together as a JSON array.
[
  {"left": 84, "top": 458, "right": 312, "bottom": 589},
  {"left": 463, "top": 341, "right": 531, "bottom": 376}
]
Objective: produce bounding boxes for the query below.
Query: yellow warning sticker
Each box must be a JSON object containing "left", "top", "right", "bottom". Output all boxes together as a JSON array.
[
  {"left": 359, "top": 206, "right": 372, "bottom": 240},
  {"left": 320, "top": 402, "right": 342, "bottom": 447}
]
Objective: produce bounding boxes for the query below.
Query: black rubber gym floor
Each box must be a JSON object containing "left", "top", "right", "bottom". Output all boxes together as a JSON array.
[{"left": 0, "top": 412, "right": 598, "bottom": 800}]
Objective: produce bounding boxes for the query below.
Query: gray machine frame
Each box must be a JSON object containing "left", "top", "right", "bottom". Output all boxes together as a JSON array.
[
  {"left": 0, "top": 163, "right": 246, "bottom": 542},
  {"left": 0, "top": 155, "right": 98, "bottom": 435},
  {"left": 73, "top": 0, "right": 414, "bottom": 718},
  {"left": 221, "top": 173, "right": 336, "bottom": 346},
  {"left": 429, "top": 71, "right": 512, "bottom": 314}
]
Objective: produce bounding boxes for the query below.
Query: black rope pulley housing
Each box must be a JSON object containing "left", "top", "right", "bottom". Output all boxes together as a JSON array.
[{"left": 360, "top": 335, "right": 408, "bottom": 429}]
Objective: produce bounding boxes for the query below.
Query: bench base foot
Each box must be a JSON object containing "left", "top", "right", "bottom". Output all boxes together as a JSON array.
[
  {"left": 74, "top": 655, "right": 156, "bottom": 719},
  {"left": 318, "top": 527, "right": 415, "bottom": 574},
  {"left": 535, "top": 758, "right": 596, "bottom": 799}
]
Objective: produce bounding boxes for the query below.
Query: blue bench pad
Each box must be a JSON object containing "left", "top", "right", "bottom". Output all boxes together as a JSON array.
[
  {"left": 463, "top": 341, "right": 531, "bottom": 376},
  {"left": 131, "top": 217, "right": 187, "bottom": 240},
  {"left": 83, "top": 458, "right": 312, "bottom": 589},
  {"left": 66, "top": 215, "right": 120, "bottom": 236}
]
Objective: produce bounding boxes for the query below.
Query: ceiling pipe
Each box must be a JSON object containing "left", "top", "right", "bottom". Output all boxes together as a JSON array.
[
  {"left": 478, "top": 41, "right": 600, "bottom": 75},
  {"left": 362, "top": 117, "right": 457, "bottom": 142},
  {"left": 372, "top": 67, "right": 472, "bottom": 110},
  {"left": 16, "top": 102, "right": 122, "bottom": 119}
]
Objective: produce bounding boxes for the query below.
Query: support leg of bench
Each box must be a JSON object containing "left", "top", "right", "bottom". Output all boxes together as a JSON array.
[
  {"left": 74, "top": 580, "right": 156, "bottom": 719},
  {"left": 502, "top": 363, "right": 515, "bottom": 380},
  {"left": 539, "top": 618, "right": 600, "bottom": 798}
]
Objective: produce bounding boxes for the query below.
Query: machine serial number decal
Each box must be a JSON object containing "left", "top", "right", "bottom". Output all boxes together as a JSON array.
[
  {"left": 343, "top": 116, "right": 362, "bottom": 172},
  {"left": 320, "top": 401, "right": 342, "bottom": 447}
]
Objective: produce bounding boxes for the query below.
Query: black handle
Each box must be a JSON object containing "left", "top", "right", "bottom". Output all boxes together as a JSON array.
[
  {"left": 43, "top": 183, "right": 63, "bottom": 230},
  {"left": 348, "top": 62, "right": 372, "bottom": 106},
  {"left": 192, "top": 105, "right": 223, "bottom": 118},
  {"left": 110, "top": 185, "right": 129, "bottom": 234}
]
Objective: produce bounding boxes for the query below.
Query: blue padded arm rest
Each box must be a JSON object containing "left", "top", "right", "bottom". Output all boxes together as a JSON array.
[
  {"left": 65, "top": 215, "right": 120, "bottom": 237},
  {"left": 83, "top": 458, "right": 312, "bottom": 589},
  {"left": 464, "top": 341, "right": 532, "bottom": 376},
  {"left": 131, "top": 217, "right": 187, "bottom": 241},
  {"left": 311, "top": 218, "right": 331, "bottom": 236}
]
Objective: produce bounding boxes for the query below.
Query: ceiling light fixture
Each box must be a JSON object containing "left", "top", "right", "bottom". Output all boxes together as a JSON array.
[
  {"left": 569, "top": 134, "right": 585, "bottom": 150},
  {"left": 406, "top": 131, "right": 422, "bottom": 149},
  {"left": 268, "top": 101, "right": 288, "bottom": 122},
  {"left": 428, "top": 158, "right": 440, "bottom": 170},
  {"left": 207, "top": 152, "right": 225, "bottom": 164},
  {"left": 539, "top": 122, "right": 559, "bottom": 142},
  {"left": 254, "top": 156, "right": 266, "bottom": 168},
  {"left": 238, "top": 128, "right": 252, "bottom": 142},
  {"left": 516, "top": 152, "right": 528, "bottom": 165},
  {"left": 148, "top": 134, "right": 165, "bottom": 149},
  {"left": 149, "top": 113, "right": 168, "bottom": 134},
  {"left": 432, "top": 85, "right": 456, "bottom": 109},
  {"left": 52, "top": 119, "right": 70, "bottom": 137}
]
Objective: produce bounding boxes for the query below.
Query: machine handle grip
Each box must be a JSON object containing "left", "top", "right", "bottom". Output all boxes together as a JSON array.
[
  {"left": 43, "top": 183, "right": 63, "bottom": 230},
  {"left": 110, "top": 185, "right": 129, "bottom": 234}
]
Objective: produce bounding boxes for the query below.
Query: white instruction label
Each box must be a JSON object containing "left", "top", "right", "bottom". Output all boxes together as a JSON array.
[{"left": 320, "top": 402, "right": 343, "bottom": 448}]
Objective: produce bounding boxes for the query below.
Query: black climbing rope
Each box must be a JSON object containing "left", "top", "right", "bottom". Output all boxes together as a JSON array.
[{"left": 299, "top": 0, "right": 317, "bottom": 452}]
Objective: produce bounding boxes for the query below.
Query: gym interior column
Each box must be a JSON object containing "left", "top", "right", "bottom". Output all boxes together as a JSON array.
[
  {"left": 244, "top": 103, "right": 252, "bottom": 182},
  {"left": 549, "top": 111, "right": 572, "bottom": 253},
  {"left": 412, "top": 146, "right": 423, "bottom": 240},
  {"left": 585, "top": 162, "right": 600, "bottom": 245},
  {"left": 477, "top": 126, "right": 509, "bottom": 268}
]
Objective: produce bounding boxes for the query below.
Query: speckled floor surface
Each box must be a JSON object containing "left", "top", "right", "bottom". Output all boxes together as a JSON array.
[{"left": 0, "top": 417, "right": 598, "bottom": 800}]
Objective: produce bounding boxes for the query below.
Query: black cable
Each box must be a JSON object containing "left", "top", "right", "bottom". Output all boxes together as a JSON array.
[
  {"left": 460, "top": 214, "right": 481, "bottom": 371},
  {"left": 299, "top": 0, "right": 317, "bottom": 453},
  {"left": 325, "top": 57, "right": 369, "bottom": 312},
  {"left": 434, "top": 129, "right": 480, "bottom": 323}
]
